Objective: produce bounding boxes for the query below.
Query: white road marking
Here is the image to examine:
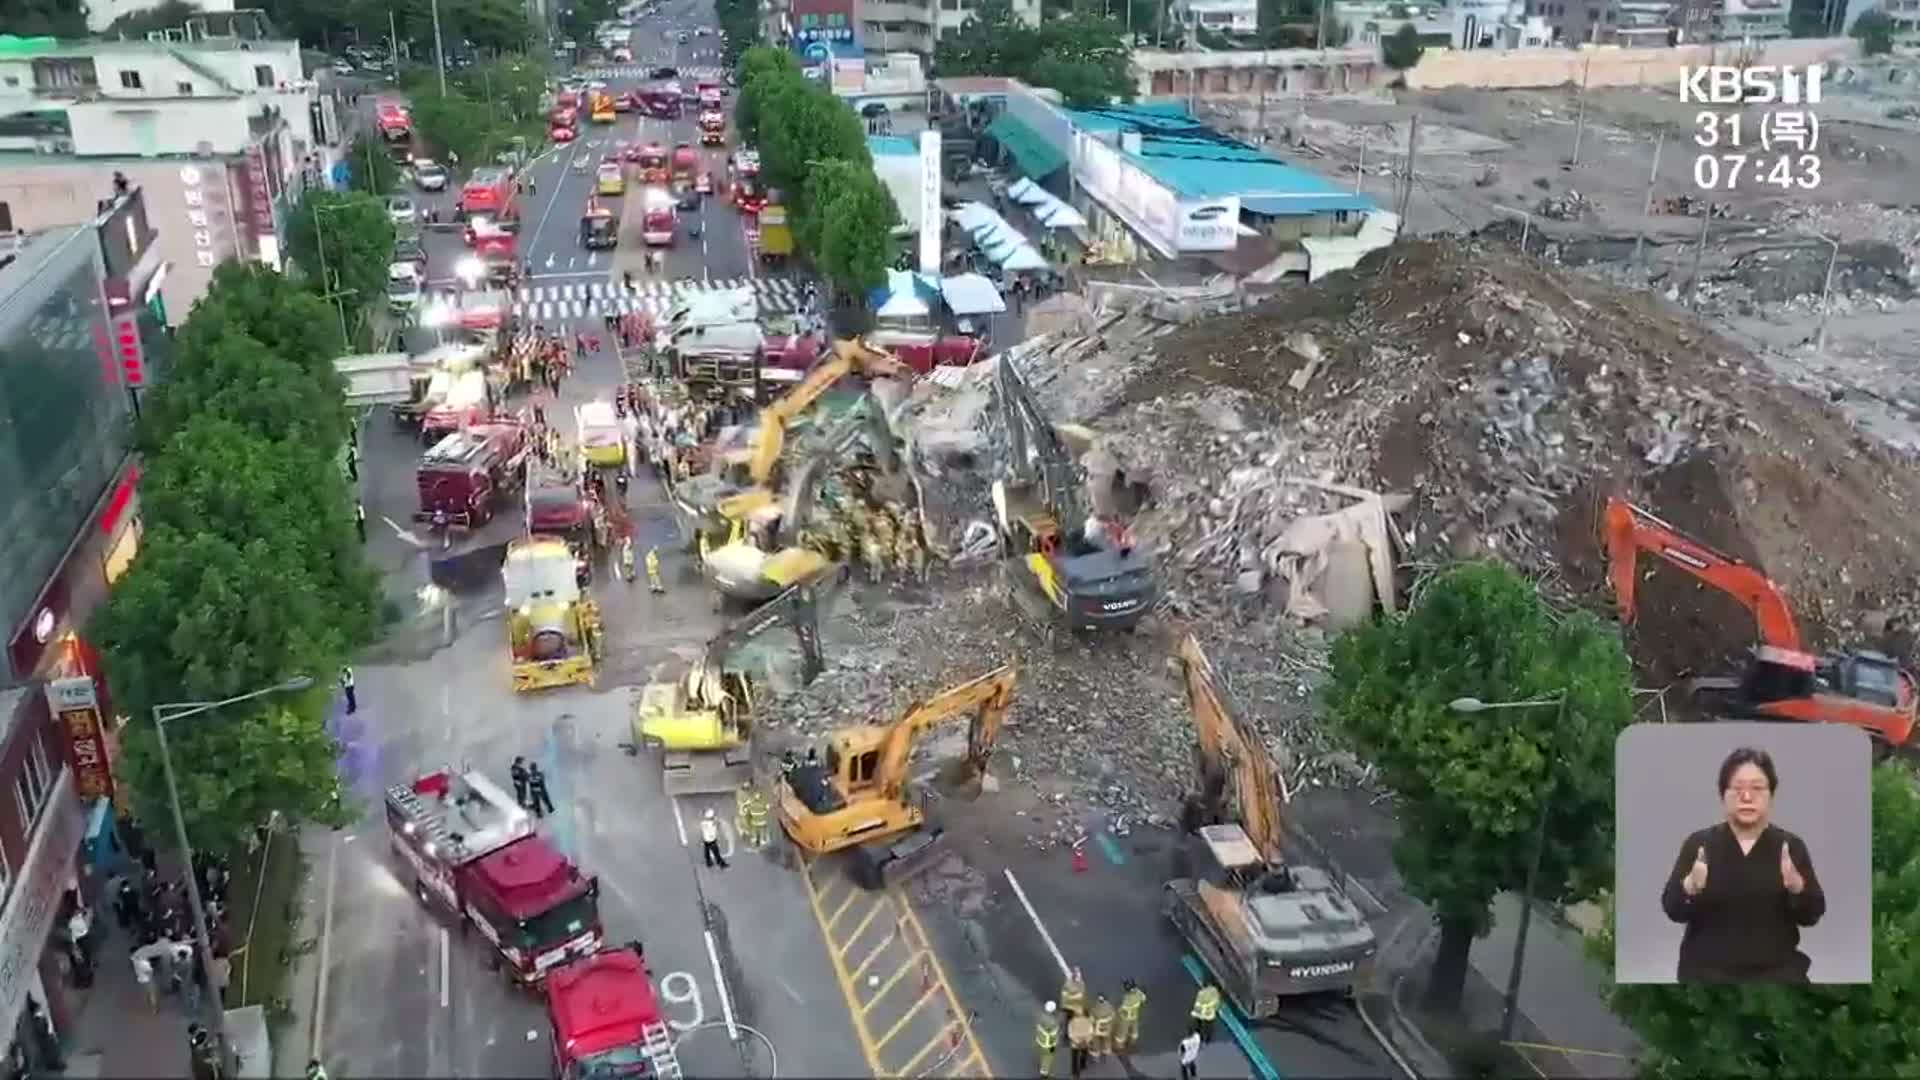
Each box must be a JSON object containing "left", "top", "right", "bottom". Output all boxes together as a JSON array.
[
  {"left": 670, "top": 796, "right": 688, "bottom": 845},
  {"left": 704, "top": 929, "right": 740, "bottom": 1041},
  {"left": 439, "top": 926, "right": 451, "bottom": 1008},
  {"left": 1004, "top": 867, "right": 1070, "bottom": 977},
  {"left": 310, "top": 834, "right": 339, "bottom": 1059}
]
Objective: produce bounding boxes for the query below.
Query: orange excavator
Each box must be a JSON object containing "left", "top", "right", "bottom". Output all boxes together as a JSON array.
[{"left": 1601, "top": 495, "right": 1917, "bottom": 751}]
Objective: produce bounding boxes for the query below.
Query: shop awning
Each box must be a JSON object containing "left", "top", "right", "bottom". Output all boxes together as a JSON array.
[
  {"left": 985, "top": 113, "right": 1066, "bottom": 180},
  {"left": 999, "top": 246, "right": 1050, "bottom": 272},
  {"left": 941, "top": 273, "right": 1006, "bottom": 316}
]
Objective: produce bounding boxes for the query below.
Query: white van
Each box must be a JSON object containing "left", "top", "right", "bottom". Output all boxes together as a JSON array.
[
  {"left": 666, "top": 321, "right": 764, "bottom": 358},
  {"left": 387, "top": 262, "right": 423, "bottom": 313}
]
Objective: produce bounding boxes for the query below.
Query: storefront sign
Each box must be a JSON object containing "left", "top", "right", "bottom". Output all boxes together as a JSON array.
[
  {"left": 179, "top": 165, "right": 220, "bottom": 269},
  {"left": 1176, "top": 197, "right": 1240, "bottom": 252},
  {"left": 244, "top": 146, "right": 274, "bottom": 241},
  {"left": 46, "top": 677, "right": 113, "bottom": 802},
  {"left": 918, "top": 131, "right": 942, "bottom": 276},
  {"left": 0, "top": 773, "right": 84, "bottom": 1042},
  {"left": 1072, "top": 132, "right": 1239, "bottom": 256},
  {"left": 795, "top": 26, "right": 853, "bottom": 41}
]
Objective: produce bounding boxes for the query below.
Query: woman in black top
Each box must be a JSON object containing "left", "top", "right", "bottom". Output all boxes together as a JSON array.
[{"left": 1660, "top": 746, "right": 1826, "bottom": 983}]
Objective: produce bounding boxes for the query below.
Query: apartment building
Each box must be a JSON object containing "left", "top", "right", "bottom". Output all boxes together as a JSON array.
[
  {"left": 0, "top": 18, "right": 336, "bottom": 323},
  {"left": 0, "top": 214, "right": 146, "bottom": 1075},
  {"left": 853, "top": 0, "right": 1041, "bottom": 55}
]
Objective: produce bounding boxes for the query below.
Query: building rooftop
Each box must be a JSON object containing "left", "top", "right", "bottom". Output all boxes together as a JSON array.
[
  {"left": 867, "top": 135, "right": 917, "bottom": 156},
  {"left": 0, "top": 225, "right": 88, "bottom": 312},
  {"left": 1066, "top": 103, "right": 1376, "bottom": 215}
]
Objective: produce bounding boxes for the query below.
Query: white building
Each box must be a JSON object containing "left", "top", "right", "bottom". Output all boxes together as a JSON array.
[
  {"left": 1174, "top": 0, "right": 1260, "bottom": 36},
  {"left": 0, "top": 21, "right": 338, "bottom": 323}
]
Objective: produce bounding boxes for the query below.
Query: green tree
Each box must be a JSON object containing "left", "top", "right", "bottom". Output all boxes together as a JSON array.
[
  {"left": 936, "top": 1, "right": 1135, "bottom": 104},
  {"left": 758, "top": 81, "right": 870, "bottom": 195},
  {"left": 734, "top": 45, "right": 801, "bottom": 142},
  {"left": 1382, "top": 21, "right": 1426, "bottom": 70},
  {"left": 1852, "top": 9, "right": 1896, "bottom": 54},
  {"left": 452, "top": 55, "right": 550, "bottom": 126},
  {"left": 1323, "top": 561, "right": 1634, "bottom": 1013},
  {"left": 1601, "top": 766, "right": 1920, "bottom": 1075},
  {"left": 348, "top": 134, "right": 402, "bottom": 196},
  {"left": 715, "top": 0, "right": 764, "bottom": 65},
  {"left": 286, "top": 190, "right": 397, "bottom": 328},
  {"left": 8, "top": 0, "right": 87, "bottom": 36},
  {"left": 559, "top": 0, "right": 617, "bottom": 46},
  {"left": 815, "top": 171, "right": 899, "bottom": 299},
  {"left": 407, "top": 87, "right": 498, "bottom": 171}
]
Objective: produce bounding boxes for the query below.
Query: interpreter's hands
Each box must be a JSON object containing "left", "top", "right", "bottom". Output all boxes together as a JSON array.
[
  {"left": 1683, "top": 846, "right": 1709, "bottom": 896},
  {"left": 1781, "top": 844, "right": 1806, "bottom": 895}
]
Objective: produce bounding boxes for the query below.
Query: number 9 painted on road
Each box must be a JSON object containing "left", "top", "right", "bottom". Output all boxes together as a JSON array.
[{"left": 660, "top": 970, "right": 707, "bottom": 1032}]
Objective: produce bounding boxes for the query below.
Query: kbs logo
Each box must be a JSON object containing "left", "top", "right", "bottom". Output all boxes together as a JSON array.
[{"left": 1680, "top": 64, "right": 1825, "bottom": 106}]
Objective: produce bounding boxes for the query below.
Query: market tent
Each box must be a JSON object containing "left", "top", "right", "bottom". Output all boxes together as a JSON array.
[
  {"left": 1036, "top": 201, "right": 1087, "bottom": 229},
  {"left": 1005, "top": 177, "right": 1043, "bottom": 204},
  {"left": 870, "top": 269, "right": 935, "bottom": 318},
  {"left": 999, "top": 246, "right": 1050, "bottom": 271},
  {"left": 941, "top": 273, "right": 1006, "bottom": 315},
  {"left": 951, "top": 202, "right": 999, "bottom": 232}
]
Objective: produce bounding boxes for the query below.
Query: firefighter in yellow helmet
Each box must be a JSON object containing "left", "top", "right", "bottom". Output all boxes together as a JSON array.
[
  {"left": 1114, "top": 979, "right": 1147, "bottom": 1054},
  {"left": 645, "top": 546, "right": 665, "bottom": 593},
  {"left": 1089, "top": 993, "right": 1115, "bottom": 1057}
]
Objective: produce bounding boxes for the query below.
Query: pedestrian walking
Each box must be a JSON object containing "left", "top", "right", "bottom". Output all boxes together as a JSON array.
[
  {"left": 527, "top": 763, "right": 556, "bottom": 817},
  {"left": 510, "top": 756, "right": 531, "bottom": 808},
  {"left": 1035, "top": 1001, "right": 1060, "bottom": 1078},
  {"left": 340, "top": 666, "right": 357, "bottom": 715},
  {"left": 1191, "top": 982, "right": 1221, "bottom": 1042},
  {"left": 623, "top": 270, "right": 635, "bottom": 292},
  {"left": 1179, "top": 1027, "right": 1202, "bottom": 1080},
  {"left": 133, "top": 948, "right": 157, "bottom": 1011},
  {"left": 114, "top": 878, "right": 137, "bottom": 931},
  {"left": 307, "top": 1060, "right": 330, "bottom": 1080},
  {"left": 699, "top": 808, "right": 728, "bottom": 868},
  {"left": 620, "top": 538, "right": 637, "bottom": 584},
  {"left": 173, "top": 941, "right": 201, "bottom": 1015},
  {"left": 355, "top": 502, "right": 368, "bottom": 543}
]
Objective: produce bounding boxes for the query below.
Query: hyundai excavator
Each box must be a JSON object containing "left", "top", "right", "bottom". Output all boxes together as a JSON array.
[
  {"left": 779, "top": 664, "right": 1016, "bottom": 889},
  {"left": 632, "top": 577, "right": 836, "bottom": 794},
  {"left": 992, "top": 355, "right": 1157, "bottom": 633},
  {"left": 702, "top": 394, "right": 901, "bottom": 603},
  {"left": 1164, "top": 634, "right": 1377, "bottom": 1014},
  {"left": 1601, "top": 495, "right": 1917, "bottom": 750},
  {"left": 674, "top": 338, "right": 915, "bottom": 548}
]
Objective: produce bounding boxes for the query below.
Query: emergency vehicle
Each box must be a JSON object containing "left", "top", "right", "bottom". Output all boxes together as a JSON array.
[
  {"left": 640, "top": 187, "right": 676, "bottom": 246},
  {"left": 459, "top": 167, "right": 518, "bottom": 223},
  {"left": 636, "top": 143, "right": 669, "bottom": 184},
  {"left": 579, "top": 199, "right": 619, "bottom": 249},
  {"left": 545, "top": 946, "right": 678, "bottom": 1080},
  {"left": 596, "top": 161, "right": 626, "bottom": 196},
  {"left": 589, "top": 90, "right": 616, "bottom": 123},
  {"left": 386, "top": 769, "right": 604, "bottom": 985},
  {"left": 414, "top": 421, "right": 528, "bottom": 528},
  {"left": 669, "top": 144, "right": 696, "bottom": 186},
  {"left": 697, "top": 83, "right": 722, "bottom": 108},
  {"left": 376, "top": 100, "right": 412, "bottom": 142},
  {"left": 698, "top": 110, "right": 725, "bottom": 147}
]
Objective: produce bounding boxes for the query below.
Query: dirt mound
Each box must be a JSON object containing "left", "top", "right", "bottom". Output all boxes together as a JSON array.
[{"left": 1036, "top": 238, "right": 1920, "bottom": 680}]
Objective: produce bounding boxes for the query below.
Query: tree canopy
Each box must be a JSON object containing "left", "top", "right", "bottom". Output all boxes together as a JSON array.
[
  {"left": 734, "top": 46, "right": 897, "bottom": 299},
  {"left": 285, "top": 190, "right": 396, "bottom": 334},
  {"left": 1602, "top": 766, "right": 1920, "bottom": 1074},
  {"left": 714, "top": 0, "right": 764, "bottom": 66},
  {"left": 92, "top": 266, "right": 374, "bottom": 855},
  {"left": 260, "top": 0, "right": 532, "bottom": 55},
  {"left": 347, "top": 134, "right": 402, "bottom": 197},
  {"left": 1852, "top": 10, "right": 1895, "bottom": 55},
  {"left": 1382, "top": 22, "right": 1426, "bottom": 71},
  {"left": 1323, "top": 561, "right": 1635, "bottom": 1012},
  {"left": 935, "top": 0, "right": 1134, "bottom": 108}
]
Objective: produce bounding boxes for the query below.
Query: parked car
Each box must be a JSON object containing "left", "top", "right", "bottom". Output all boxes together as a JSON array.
[
  {"left": 394, "top": 232, "right": 429, "bottom": 272},
  {"left": 551, "top": 124, "right": 577, "bottom": 144},
  {"left": 387, "top": 196, "right": 417, "bottom": 226},
  {"left": 413, "top": 159, "right": 449, "bottom": 192}
]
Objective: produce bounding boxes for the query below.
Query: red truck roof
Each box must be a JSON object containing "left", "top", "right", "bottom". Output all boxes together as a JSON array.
[
  {"left": 465, "top": 834, "right": 594, "bottom": 920},
  {"left": 547, "top": 949, "right": 663, "bottom": 1060},
  {"left": 417, "top": 421, "right": 524, "bottom": 509}
]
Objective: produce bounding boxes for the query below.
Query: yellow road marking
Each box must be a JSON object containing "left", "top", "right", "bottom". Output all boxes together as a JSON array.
[
  {"left": 875, "top": 983, "right": 940, "bottom": 1049},
  {"left": 860, "top": 951, "right": 922, "bottom": 1015},
  {"left": 842, "top": 899, "right": 885, "bottom": 949},
  {"left": 796, "top": 853, "right": 886, "bottom": 1074},
  {"left": 827, "top": 887, "right": 862, "bottom": 930},
  {"left": 899, "top": 1020, "right": 959, "bottom": 1075},
  {"left": 849, "top": 928, "right": 899, "bottom": 980}
]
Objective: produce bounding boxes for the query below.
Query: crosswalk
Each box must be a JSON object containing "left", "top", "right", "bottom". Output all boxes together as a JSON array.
[
  {"left": 578, "top": 65, "right": 727, "bottom": 82},
  {"left": 515, "top": 275, "right": 804, "bottom": 326}
]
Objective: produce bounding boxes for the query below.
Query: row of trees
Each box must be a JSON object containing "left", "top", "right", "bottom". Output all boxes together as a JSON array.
[
  {"left": 92, "top": 264, "right": 378, "bottom": 856},
  {"left": 934, "top": 0, "right": 1135, "bottom": 109},
  {"left": 403, "top": 55, "right": 553, "bottom": 173},
  {"left": 259, "top": 0, "right": 538, "bottom": 57},
  {"left": 735, "top": 47, "right": 898, "bottom": 301},
  {"left": 714, "top": 0, "right": 764, "bottom": 68},
  {"left": 1323, "top": 561, "right": 1920, "bottom": 1072},
  {"left": 284, "top": 189, "right": 399, "bottom": 343}
]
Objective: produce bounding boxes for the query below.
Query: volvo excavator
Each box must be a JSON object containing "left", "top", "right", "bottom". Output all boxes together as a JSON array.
[
  {"left": 631, "top": 576, "right": 838, "bottom": 794},
  {"left": 1164, "top": 634, "right": 1377, "bottom": 1014},
  {"left": 992, "top": 355, "right": 1156, "bottom": 633},
  {"left": 1601, "top": 495, "right": 1917, "bottom": 751},
  {"left": 674, "top": 338, "right": 915, "bottom": 547},
  {"left": 779, "top": 664, "right": 1016, "bottom": 889}
]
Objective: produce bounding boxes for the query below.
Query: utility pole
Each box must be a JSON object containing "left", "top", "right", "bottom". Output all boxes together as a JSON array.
[
  {"left": 1569, "top": 55, "right": 1591, "bottom": 166},
  {"left": 1686, "top": 203, "right": 1711, "bottom": 309},
  {"left": 1815, "top": 233, "right": 1840, "bottom": 354},
  {"left": 1396, "top": 114, "right": 1420, "bottom": 226},
  {"left": 1631, "top": 128, "right": 1664, "bottom": 273},
  {"left": 430, "top": 0, "right": 449, "bottom": 95},
  {"left": 388, "top": 9, "right": 401, "bottom": 67}
]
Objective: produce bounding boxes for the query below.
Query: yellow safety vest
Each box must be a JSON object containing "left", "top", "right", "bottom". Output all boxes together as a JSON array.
[
  {"left": 646, "top": 550, "right": 661, "bottom": 573},
  {"left": 1035, "top": 1021, "right": 1058, "bottom": 1050},
  {"left": 1119, "top": 990, "right": 1145, "bottom": 1022},
  {"left": 1192, "top": 986, "right": 1220, "bottom": 1021}
]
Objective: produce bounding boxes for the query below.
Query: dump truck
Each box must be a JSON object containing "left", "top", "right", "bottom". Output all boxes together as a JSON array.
[
  {"left": 545, "top": 944, "right": 680, "bottom": 1079},
  {"left": 505, "top": 535, "right": 604, "bottom": 692},
  {"left": 756, "top": 202, "right": 792, "bottom": 265},
  {"left": 387, "top": 767, "right": 605, "bottom": 985},
  {"left": 415, "top": 421, "right": 529, "bottom": 531},
  {"left": 633, "top": 579, "right": 829, "bottom": 794}
]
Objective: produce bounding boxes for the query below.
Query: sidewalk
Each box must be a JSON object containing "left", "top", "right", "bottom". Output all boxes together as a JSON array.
[
  {"left": 1467, "top": 894, "right": 1641, "bottom": 1079},
  {"left": 61, "top": 902, "right": 194, "bottom": 1079}
]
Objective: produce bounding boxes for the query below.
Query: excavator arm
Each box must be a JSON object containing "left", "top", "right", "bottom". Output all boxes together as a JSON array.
[
  {"left": 778, "top": 399, "right": 898, "bottom": 549},
  {"left": 745, "top": 338, "right": 914, "bottom": 487},
  {"left": 690, "top": 580, "right": 827, "bottom": 689},
  {"left": 995, "top": 356, "right": 1084, "bottom": 526},
  {"left": 875, "top": 664, "right": 1018, "bottom": 801},
  {"left": 1175, "top": 634, "right": 1285, "bottom": 865},
  {"left": 1600, "top": 496, "right": 1804, "bottom": 651}
]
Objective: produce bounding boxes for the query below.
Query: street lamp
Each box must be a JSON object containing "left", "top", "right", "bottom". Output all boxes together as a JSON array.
[
  {"left": 152, "top": 675, "right": 316, "bottom": 1070},
  {"left": 1448, "top": 691, "right": 1568, "bottom": 1045}
]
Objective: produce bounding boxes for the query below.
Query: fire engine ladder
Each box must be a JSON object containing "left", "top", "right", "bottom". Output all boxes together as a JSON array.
[
  {"left": 387, "top": 785, "right": 452, "bottom": 850},
  {"left": 641, "top": 1020, "right": 681, "bottom": 1079}
]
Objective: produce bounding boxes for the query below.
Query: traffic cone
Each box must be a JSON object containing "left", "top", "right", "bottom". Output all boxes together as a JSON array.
[{"left": 1072, "top": 841, "right": 1089, "bottom": 874}]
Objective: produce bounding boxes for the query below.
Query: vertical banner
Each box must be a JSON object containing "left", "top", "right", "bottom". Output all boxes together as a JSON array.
[
  {"left": 46, "top": 676, "right": 114, "bottom": 803},
  {"left": 918, "top": 130, "right": 942, "bottom": 277}
]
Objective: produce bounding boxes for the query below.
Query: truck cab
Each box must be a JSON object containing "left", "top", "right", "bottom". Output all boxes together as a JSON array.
[
  {"left": 698, "top": 110, "right": 725, "bottom": 147},
  {"left": 640, "top": 188, "right": 676, "bottom": 246},
  {"left": 546, "top": 946, "right": 673, "bottom": 1080},
  {"left": 460, "top": 167, "right": 518, "bottom": 223},
  {"left": 414, "top": 421, "right": 528, "bottom": 527},
  {"left": 580, "top": 206, "right": 619, "bottom": 249}
]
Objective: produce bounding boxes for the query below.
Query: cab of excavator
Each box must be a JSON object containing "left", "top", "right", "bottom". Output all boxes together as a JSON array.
[{"left": 1825, "top": 651, "right": 1904, "bottom": 707}]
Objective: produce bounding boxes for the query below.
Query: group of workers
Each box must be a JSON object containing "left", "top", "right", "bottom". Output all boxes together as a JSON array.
[
  {"left": 794, "top": 497, "right": 929, "bottom": 584},
  {"left": 1037, "top": 968, "right": 1221, "bottom": 1079}
]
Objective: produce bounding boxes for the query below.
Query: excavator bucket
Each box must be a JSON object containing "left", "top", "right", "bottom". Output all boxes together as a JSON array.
[{"left": 662, "top": 747, "right": 754, "bottom": 796}]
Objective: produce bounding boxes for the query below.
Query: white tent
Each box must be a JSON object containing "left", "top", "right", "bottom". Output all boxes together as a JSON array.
[
  {"left": 1005, "top": 177, "right": 1042, "bottom": 203},
  {"left": 1000, "top": 246, "right": 1050, "bottom": 271},
  {"left": 951, "top": 202, "right": 999, "bottom": 232},
  {"left": 873, "top": 270, "right": 933, "bottom": 318},
  {"left": 1036, "top": 201, "right": 1087, "bottom": 229},
  {"left": 941, "top": 273, "right": 1006, "bottom": 315}
]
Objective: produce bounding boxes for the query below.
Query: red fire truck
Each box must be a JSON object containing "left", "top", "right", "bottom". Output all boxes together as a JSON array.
[
  {"left": 387, "top": 768, "right": 605, "bottom": 984},
  {"left": 670, "top": 143, "right": 696, "bottom": 186},
  {"left": 414, "top": 421, "right": 529, "bottom": 528},
  {"left": 640, "top": 187, "right": 676, "bottom": 246},
  {"left": 636, "top": 143, "right": 669, "bottom": 184},
  {"left": 698, "top": 110, "right": 725, "bottom": 147},
  {"left": 376, "top": 100, "right": 412, "bottom": 143},
  {"left": 546, "top": 945, "right": 678, "bottom": 1080},
  {"left": 459, "top": 167, "right": 519, "bottom": 223}
]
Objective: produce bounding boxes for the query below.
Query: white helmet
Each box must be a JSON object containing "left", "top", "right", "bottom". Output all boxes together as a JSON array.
[
  {"left": 1044, "top": 1001, "right": 1057, "bottom": 1014},
  {"left": 704, "top": 808, "right": 716, "bottom": 819}
]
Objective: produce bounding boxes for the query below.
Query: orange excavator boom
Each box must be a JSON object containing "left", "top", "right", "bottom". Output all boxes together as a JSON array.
[{"left": 1600, "top": 496, "right": 1804, "bottom": 652}]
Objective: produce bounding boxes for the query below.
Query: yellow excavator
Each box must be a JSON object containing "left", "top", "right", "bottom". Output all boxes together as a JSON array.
[
  {"left": 1165, "top": 634, "right": 1376, "bottom": 1016},
  {"left": 673, "top": 338, "right": 915, "bottom": 548},
  {"left": 632, "top": 577, "right": 834, "bottom": 795},
  {"left": 779, "top": 664, "right": 1016, "bottom": 889}
]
